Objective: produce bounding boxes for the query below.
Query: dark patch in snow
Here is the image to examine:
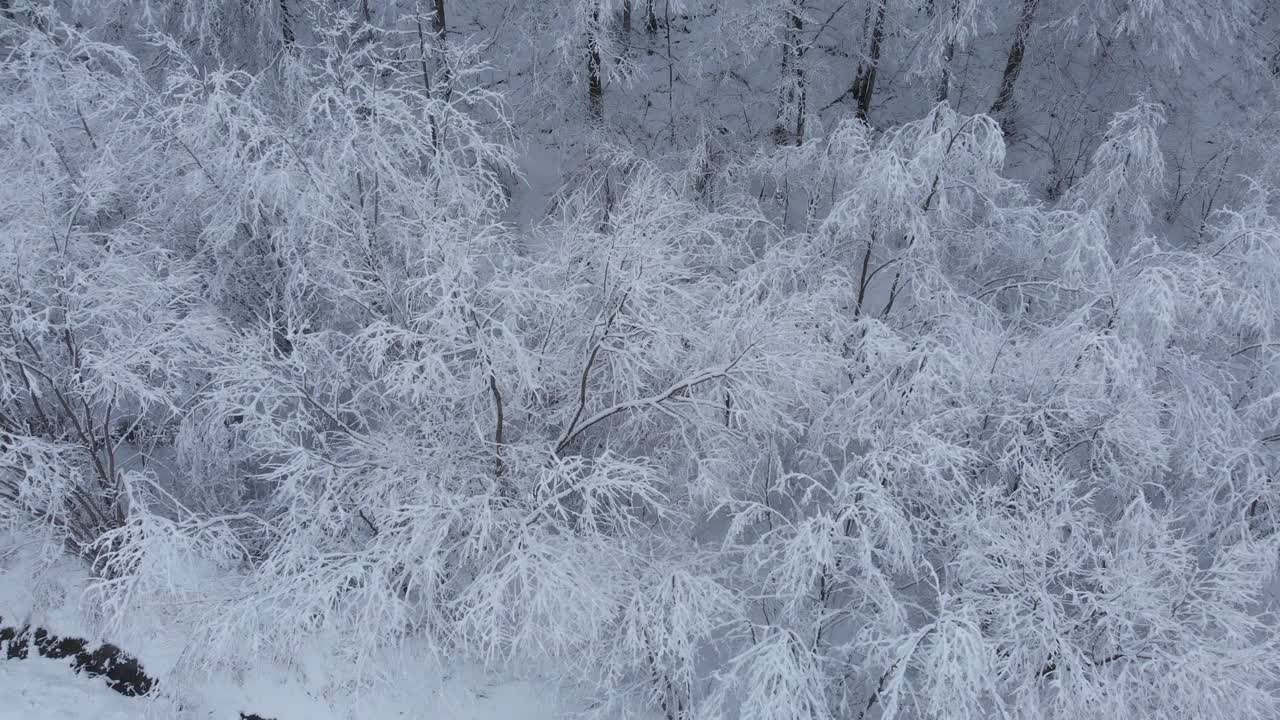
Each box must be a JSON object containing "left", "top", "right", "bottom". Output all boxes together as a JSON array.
[{"left": 0, "top": 616, "right": 154, "bottom": 697}]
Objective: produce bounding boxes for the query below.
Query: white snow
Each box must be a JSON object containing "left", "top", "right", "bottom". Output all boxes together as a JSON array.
[
  {"left": 0, "top": 655, "right": 566, "bottom": 720},
  {"left": 0, "top": 534, "right": 571, "bottom": 720},
  {"left": 2, "top": 2, "right": 1280, "bottom": 718},
  {"left": 0, "top": 657, "right": 138, "bottom": 720}
]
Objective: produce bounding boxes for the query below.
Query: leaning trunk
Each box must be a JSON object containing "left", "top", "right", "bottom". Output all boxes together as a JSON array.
[
  {"left": 989, "top": 0, "right": 1040, "bottom": 120},
  {"left": 279, "top": 0, "right": 295, "bottom": 48}
]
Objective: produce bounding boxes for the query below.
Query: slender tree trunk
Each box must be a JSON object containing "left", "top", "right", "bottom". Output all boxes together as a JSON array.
[
  {"left": 433, "top": 0, "right": 446, "bottom": 36},
  {"left": 279, "top": 0, "right": 295, "bottom": 48},
  {"left": 989, "top": 0, "right": 1040, "bottom": 120},
  {"left": 417, "top": 18, "right": 441, "bottom": 149},
  {"left": 588, "top": 1, "right": 604, "bottom": 121},
  {"left": 791, "top": 5, "right": 806, "bottom": 144},
  {"left": 851, "top": 0, "right": 887, "bottom": 122},
  {"left": 665, "top": 0, "right": 675, "bottom": 141},
  {"left": 622, "top": 0, "right": 632, "bottom": 34},
  {"left": 645, "top": 0, "right": 658, "bottom": 34},
  {"left": 933, "top": 0, "right": 959, "bottom": 103},
  {"left": 433, "top": 0, "right": 450, "bottom": 89},
  {"left": 774, "top": 0, "right": 806, "bottom": 145},
  {"left": 938, "top": 42, "right": 954, "bottom": 103}
]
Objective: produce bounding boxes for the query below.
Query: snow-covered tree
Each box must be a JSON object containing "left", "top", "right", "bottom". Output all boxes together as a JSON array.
[{"left": 0, "top": 3, "right": 1277, "bottom": 720}]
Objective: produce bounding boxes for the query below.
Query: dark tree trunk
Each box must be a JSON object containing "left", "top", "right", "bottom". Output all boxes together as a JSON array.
[
  {"left": 938, "top": 41, "right": 954, "bottom": 103},
  {"left": 622, "top": 0, "right": 632, "bottom": 34},
  {"left": 774, "top": 0, "right": 806, "bottom": 145},
  {"left": 851, "top": 0, "right": 888, "bottom": 122},
  {"left": 665, "top": 0, "right": 675, "bottom": 140},
  {"left": 279, "top": 0, "right": 295, "bottom": 48},
  {"left": 645, "top": 0, "right": 658, "bottom": 34},
  {"left": 588, "top": 2, "right": 604, "bottom": 121},
  {"left": 434, "top": 0, "right": 450, "bottom": 88},
  {"left": 419, "top": 0, "right": 450, "bottom": 92},
  {"left": 933, "top": 0, "right": 959, "bottom": 103},
  {"left": 990, "top": 0, "right": 1040, "bottom": 120},
  {"left": 433, "top": 0, "right": 446, "bottom": 36}
]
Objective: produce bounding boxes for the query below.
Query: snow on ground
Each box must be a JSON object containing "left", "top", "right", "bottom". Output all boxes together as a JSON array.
[
  {"left": 0, "top": 656, "right": 140, "bottom": 720},
  {"left": 0, "top": 654, "right": 566, "bottom": 720},
  {"left": 0, "top": 532, "right": 572, "bottom": 720}
]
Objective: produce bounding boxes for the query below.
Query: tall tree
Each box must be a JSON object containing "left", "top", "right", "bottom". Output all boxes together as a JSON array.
[
  {"left": 989, "top": 0, "right": 1040, "bottom": 122},
  {"left": 932, "top": 0, "right": 959, "bottom": 102},
  {"left": 433, "top": 0, "right": 446, "bottom": 35},
  {"left": 587, "top": 0, "right": 604, "bottom": 120},
  {"left": 850, "top": 0, "right": 888, "bottom": 122},
  {"left": 279, "top": 0, "right": 295, "bottom": 48},
  {"left": 433, "top": 0, "right": 449, "bottom": 88},
  {"left": 773, "top": 0, "right": 806, "bottom": 144}
]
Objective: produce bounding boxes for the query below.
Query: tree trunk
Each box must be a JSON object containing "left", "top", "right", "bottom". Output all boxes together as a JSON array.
[
  {"left": 588, "top": 2, "right": 604, "bottom": 121},
  {"left": 433, "top": 0, "right": 446, "bottom": 36},
  {"left": 434, "top": 0, "right": 450, "bottom": 88},
  {"left": 773, "top": 0, "right": 806, "bottom": 145},
  {"left": 851, "top": 0, "right": 887, "bottom": 122},
  {"left": 665, "top": 0, "right": 675, "bottom": 140},
  {"left": 622, "top": 0, "right": 632, "bottom": 34},
  {"left": 938, "top": 41, "right": 954, "bottom": 103},
  {"left": 279, "top": 0, "right": 295, "bottom": 48},
  {"left": 989, "top": 0, "right": 1040, "bottom": 120},
  {"left": 416, "top": 18, "right": 441, "bottom": 148},
  {"left": 933, "top": 0, "right": 959, "bottom": 103},
  {"left": 645, "top": 0, "right": 658, "bottom": 34}
]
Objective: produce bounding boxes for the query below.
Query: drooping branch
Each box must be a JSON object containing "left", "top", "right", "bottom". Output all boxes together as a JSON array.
[
  {"left": 556, "top": 318, "right": 620, "bottom": 453},
  {"left": 555, "top": 342, "right": 756, "bottom": 456}
]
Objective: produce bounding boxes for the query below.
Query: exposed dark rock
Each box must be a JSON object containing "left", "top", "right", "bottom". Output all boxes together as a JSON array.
[
  {"left": 0, "top": 616, "right": 155, "bottom": 696},
  {"left": 3, "top": 615, "right": 281, "bottom": 717}
]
